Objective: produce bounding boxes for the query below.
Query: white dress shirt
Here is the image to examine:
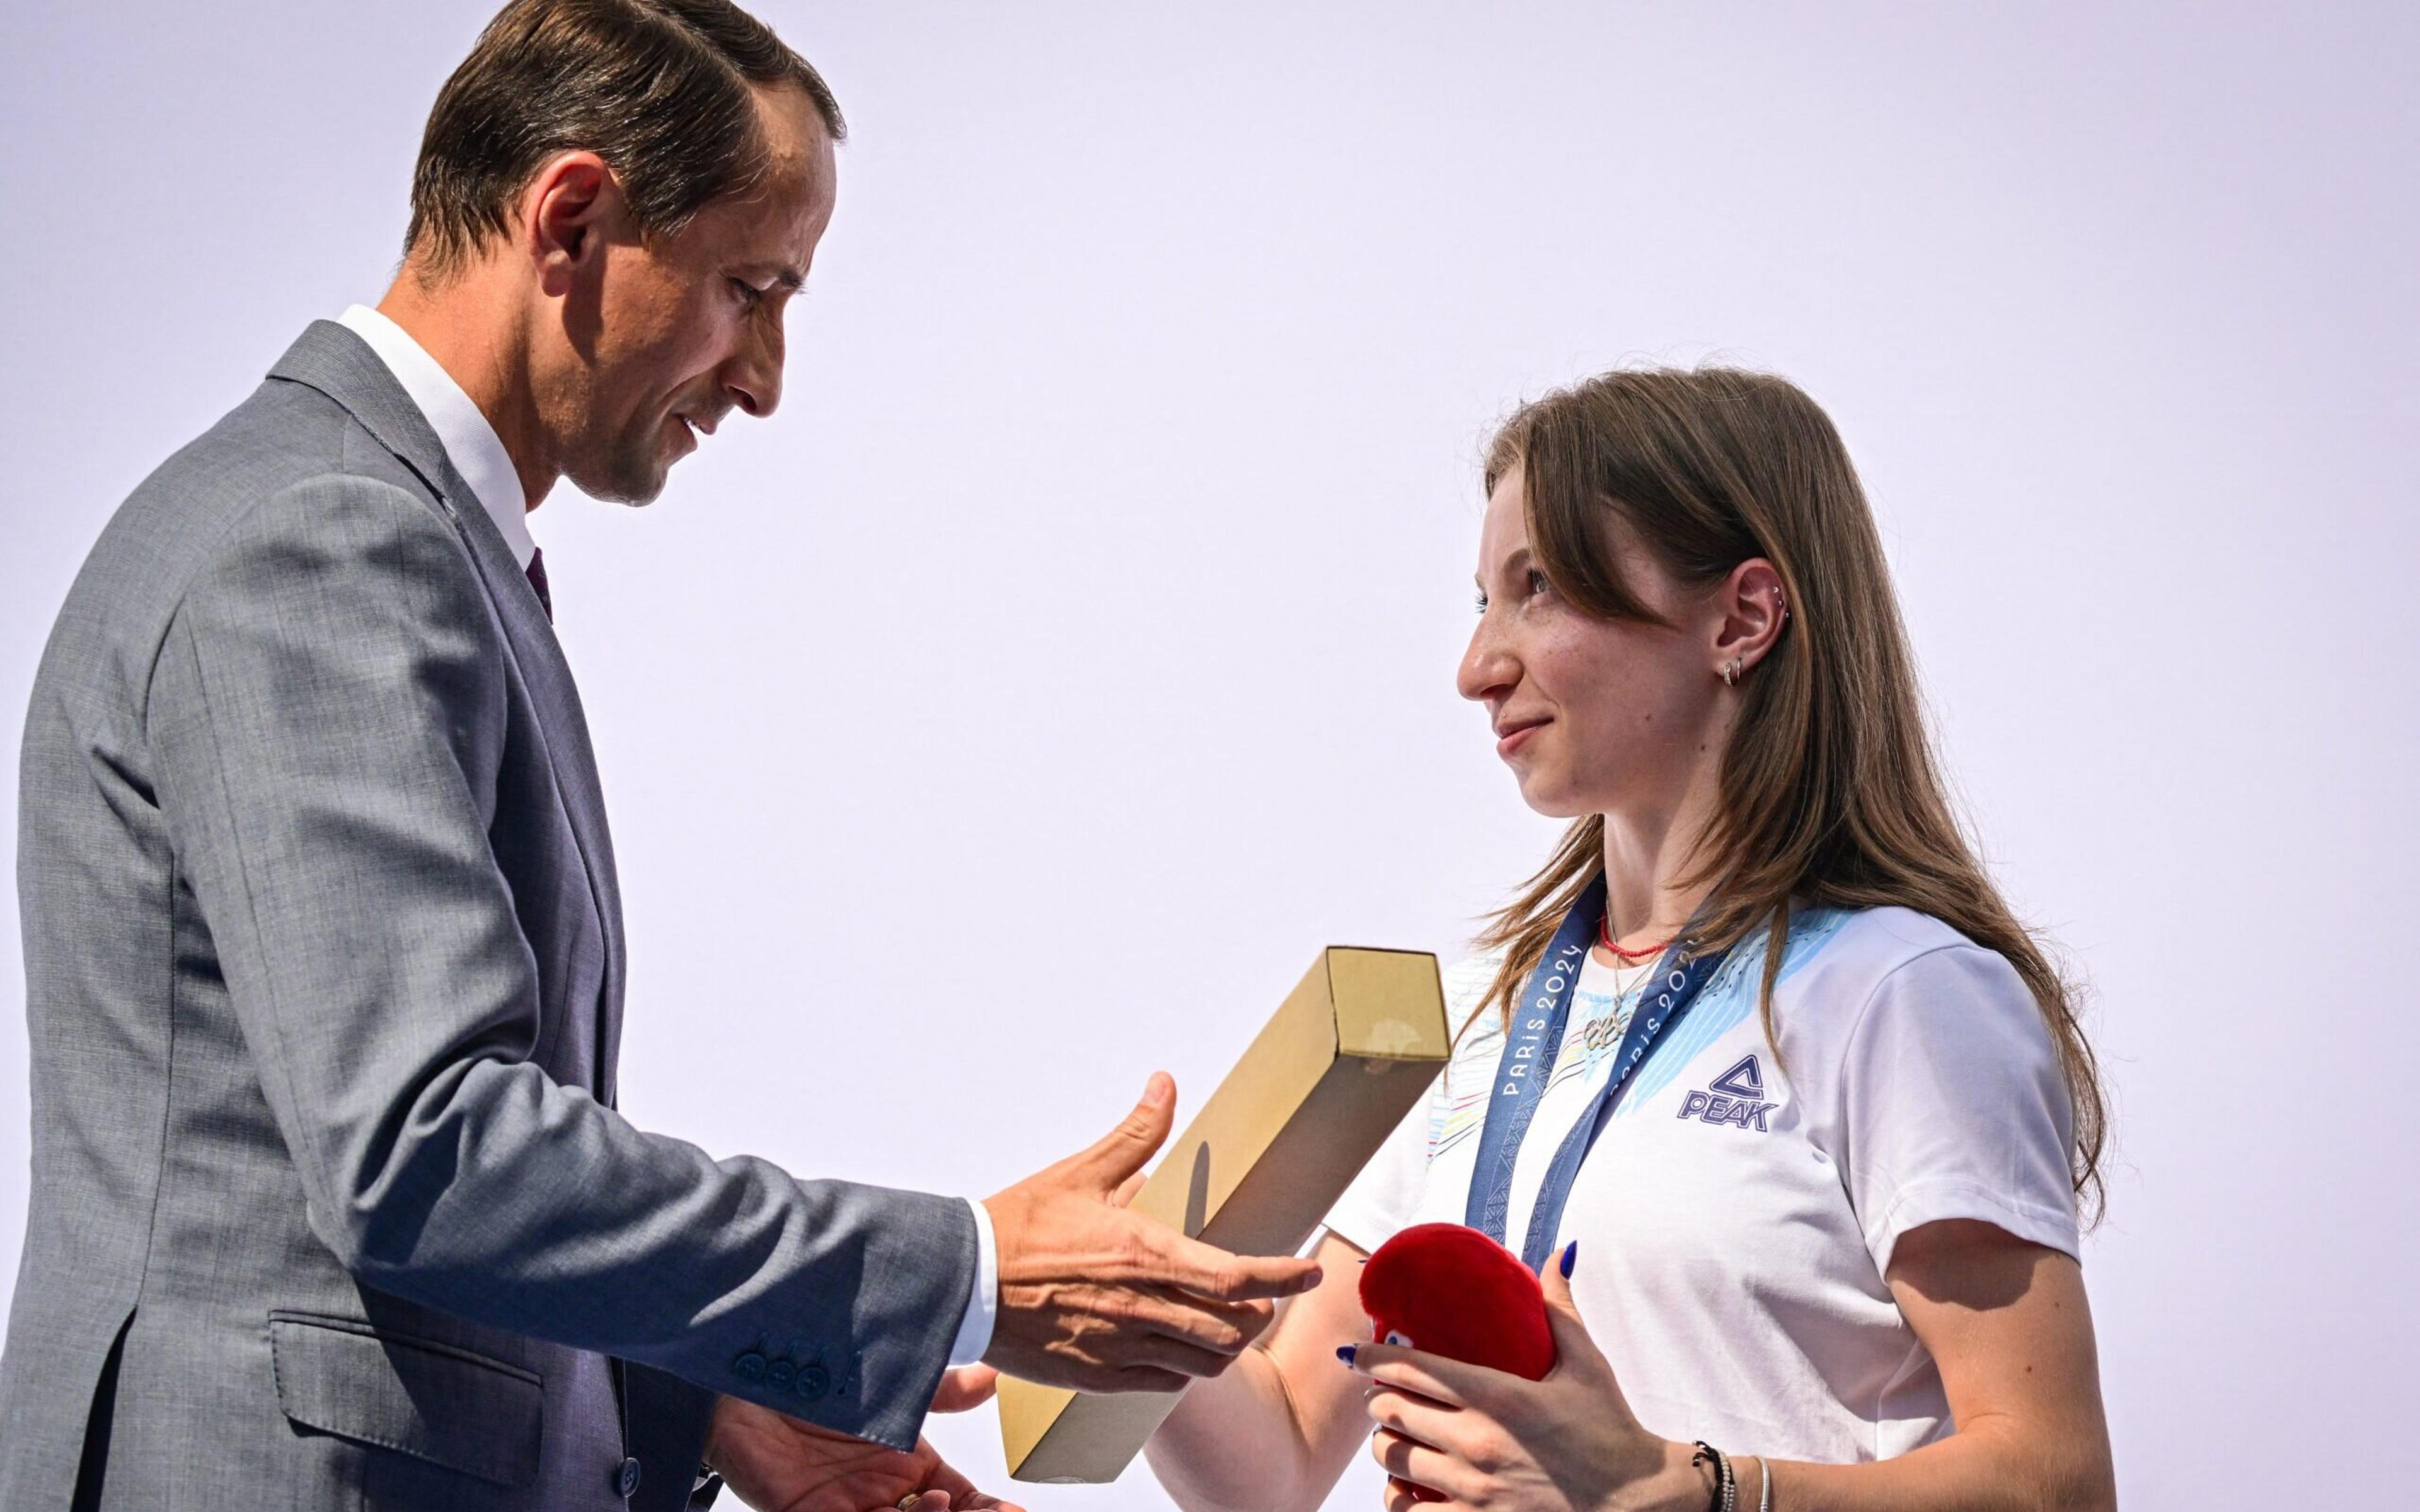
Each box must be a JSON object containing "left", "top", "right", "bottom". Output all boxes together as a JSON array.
[
  {"left": 337, "top": 305, "right": 536, "bottom": 570},
  {"left": 333, "top": 304, "right": 1001, "bottom": 1368}
]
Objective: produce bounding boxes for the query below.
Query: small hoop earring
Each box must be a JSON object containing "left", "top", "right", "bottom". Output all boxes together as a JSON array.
[{"left": 1722, "top": 659, "right": 1741, "bottom": 687}]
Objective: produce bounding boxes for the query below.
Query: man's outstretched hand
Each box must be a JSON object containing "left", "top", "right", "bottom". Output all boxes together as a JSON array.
[
  {"left": 705, "top": 1389, "right": 1022, "bottom": 1512},
  {"left": 980, "top": 1073, "right": 1324, "bottom": 1394}
]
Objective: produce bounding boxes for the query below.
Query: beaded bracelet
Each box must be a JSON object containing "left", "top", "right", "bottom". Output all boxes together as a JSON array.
[{"left": 1690, "top": 1441, "right": 1737, "bottom": 1512}]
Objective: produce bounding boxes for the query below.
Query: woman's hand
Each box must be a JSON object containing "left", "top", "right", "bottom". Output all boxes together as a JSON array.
[{"left": 1347, "top": 1243, "right": 1705, "bottom": 1512}]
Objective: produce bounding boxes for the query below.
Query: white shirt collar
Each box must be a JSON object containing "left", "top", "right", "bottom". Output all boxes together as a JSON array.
[{"left": 336, "top": 304, "right": 536, "bottom": 571}]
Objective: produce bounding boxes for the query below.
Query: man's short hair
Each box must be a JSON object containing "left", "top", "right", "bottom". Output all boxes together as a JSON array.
[{"left": 405, "top": 0, "right": 844, "bottom": 273}]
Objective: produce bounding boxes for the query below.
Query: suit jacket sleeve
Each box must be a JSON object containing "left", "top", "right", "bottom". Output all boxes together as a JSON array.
[{"left": 144, "top": 472, "right": 974, "bottom": 1452}]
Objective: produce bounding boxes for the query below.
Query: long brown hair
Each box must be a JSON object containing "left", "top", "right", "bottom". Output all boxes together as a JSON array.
[{"left": 1473, "top": 367, "right": 2107, "bottom": 1219}]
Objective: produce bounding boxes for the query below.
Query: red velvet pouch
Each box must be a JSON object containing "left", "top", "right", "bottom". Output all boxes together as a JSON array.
[{"left": 1359, "top": 1222, "right": 1557, "bottom": 1378}]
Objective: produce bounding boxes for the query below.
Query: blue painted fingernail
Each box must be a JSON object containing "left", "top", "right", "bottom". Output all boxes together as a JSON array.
[
  {"left": 1560, "top": 1240, "right": 1578, "bottom": 1278},
  {"left": 1336, "top": 1344, "right": 1357, "bottom": 1366}
]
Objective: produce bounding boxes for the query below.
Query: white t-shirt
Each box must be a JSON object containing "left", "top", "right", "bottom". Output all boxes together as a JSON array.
[{"left": 1322, "top": 906, "right": 2080, "bottom": 1462}]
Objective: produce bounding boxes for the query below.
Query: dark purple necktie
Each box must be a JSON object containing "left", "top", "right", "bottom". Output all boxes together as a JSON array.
[{"left": 525, "top": 546, "right": 553, "bottom": 622}]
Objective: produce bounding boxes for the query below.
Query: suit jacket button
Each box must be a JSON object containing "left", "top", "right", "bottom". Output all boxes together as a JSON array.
[
  {"left": 766, "top": 1358, "right": 797, "bottom": 1390},
  {"left": 614, "top": 1457, "right": 643, "bottom": 1499},
  {"left": 733, "top": 1351, "right": 767, "bottom": 1383},
  {"left": 795, "top": 1362, "right": 830, "bottom": 1401}
]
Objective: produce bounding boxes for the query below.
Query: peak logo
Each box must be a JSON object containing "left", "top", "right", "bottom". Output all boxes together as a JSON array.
[{"left": 1676, "top": 1055, "right": 1777, "bottom": 1132}]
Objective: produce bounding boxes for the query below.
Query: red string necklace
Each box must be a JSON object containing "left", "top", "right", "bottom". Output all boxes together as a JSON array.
[{"left": 1598, "top": 911, "right": 1676, "bottom": 963}]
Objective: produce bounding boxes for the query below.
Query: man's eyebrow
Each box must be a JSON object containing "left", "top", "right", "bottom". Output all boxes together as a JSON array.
[{"left": 735, "top": 263, "right": 806, "bottom": 291}]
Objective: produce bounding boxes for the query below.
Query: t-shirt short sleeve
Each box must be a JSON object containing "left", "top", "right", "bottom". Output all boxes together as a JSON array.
[
  {"left": 1836, "top": 942, "right": 2082, "bottom": 1276},
  {"left": 1320, "top": 1087, "right": 1431, "bottom": 1256}
]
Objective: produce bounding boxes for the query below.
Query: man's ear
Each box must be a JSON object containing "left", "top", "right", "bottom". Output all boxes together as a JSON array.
[
  {"left": 1710, "top": 557, "right": 1788, "bottom": 679},
  {"left": 523, "top": 151, "right": 620, "bottom": 297}
]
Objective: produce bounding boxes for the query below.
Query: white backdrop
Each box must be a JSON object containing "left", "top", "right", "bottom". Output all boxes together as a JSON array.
[{"left": 3, "top": 4, "right": 2414, "bottom": 1507}]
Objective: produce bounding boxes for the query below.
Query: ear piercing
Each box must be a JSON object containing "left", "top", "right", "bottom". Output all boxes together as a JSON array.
[{"left": 1723, "top": 585, "right": 1785, "bottom": 686}]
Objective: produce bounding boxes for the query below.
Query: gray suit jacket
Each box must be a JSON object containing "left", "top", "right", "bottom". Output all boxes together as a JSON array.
[{"left": 2, "top": 322, "right": 977, "bottom": 1510}]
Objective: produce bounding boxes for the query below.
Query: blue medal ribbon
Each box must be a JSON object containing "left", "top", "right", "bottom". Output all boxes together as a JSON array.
[{"left": 1464, "top": 878, "right": 1733, "bottom": 1272}]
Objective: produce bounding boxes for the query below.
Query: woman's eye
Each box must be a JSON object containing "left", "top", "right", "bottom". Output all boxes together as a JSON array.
[
  {"left": 729, "top": 277, "right": 763, "bottom": 306},
  {"left": 1472, "top": 591, "right": 1489, "bottom": 615},
  {"left": 1527, "top": 568, "right": 1553, "bottom": 598}
]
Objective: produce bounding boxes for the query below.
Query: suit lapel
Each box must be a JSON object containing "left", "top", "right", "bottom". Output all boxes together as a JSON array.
[
  {"left": 267, "top": 323, "right": 626, "bottom": 1102},
  {"left": 442, "top": 476, "right": 629, "bottom": 1108}
]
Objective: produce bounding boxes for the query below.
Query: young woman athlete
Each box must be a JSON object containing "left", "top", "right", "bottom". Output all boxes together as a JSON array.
[{"left": 1144, "top": 367, "right": 2117, "bottom": 1512}]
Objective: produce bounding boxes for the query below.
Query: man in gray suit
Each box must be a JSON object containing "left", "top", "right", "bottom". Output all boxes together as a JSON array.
[{"left": 0, "top": 3, "right": 1320, "bottom": 1508}]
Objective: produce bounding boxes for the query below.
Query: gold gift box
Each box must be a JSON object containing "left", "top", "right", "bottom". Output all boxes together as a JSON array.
[{"left": 998, "top": 946, "right": 1450, "bottom": 1484}]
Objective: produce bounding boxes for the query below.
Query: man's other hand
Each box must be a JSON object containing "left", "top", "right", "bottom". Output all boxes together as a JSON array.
[
  {"left": 705, "top": 1395, "right": 1022, "bottom": 1512},
  {"left": 929, "top": 1366, "right": 997, "bottom": 1414},
  {"left": 980, "top": 1073, "right": 1323, "bottom": 1394}
]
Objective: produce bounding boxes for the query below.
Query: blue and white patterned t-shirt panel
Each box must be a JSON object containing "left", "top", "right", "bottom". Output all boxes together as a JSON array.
[{"left": 1613, "top": 905, "right": 1852, "bottom": 1116}]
